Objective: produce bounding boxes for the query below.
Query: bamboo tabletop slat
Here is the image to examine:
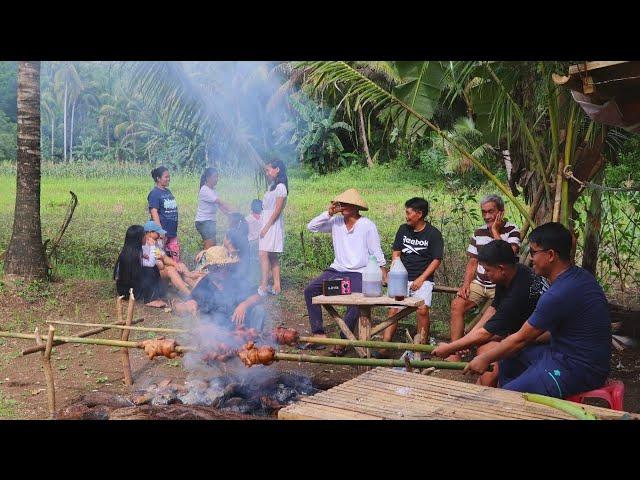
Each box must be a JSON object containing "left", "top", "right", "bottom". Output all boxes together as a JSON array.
[{"left": 278, "top": 368, "right": 639, "bottom": 420}]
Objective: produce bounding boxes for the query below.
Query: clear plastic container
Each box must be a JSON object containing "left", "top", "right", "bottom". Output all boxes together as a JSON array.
[
  {"left": 387, "top": 258, "right": 408, "bottom": 300},
  {"left": 362, "top": 255, "right": 382, "bottom": 297}
]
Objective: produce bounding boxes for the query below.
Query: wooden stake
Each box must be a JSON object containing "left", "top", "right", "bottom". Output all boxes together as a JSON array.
[
  {"left": 34, "top": 326, "right": 56, "bottom": 419},
  {"left": 121, "top": 289, "right": 135, "bottom": 386},
  {"left": 116, "top": 295, "right": 124, "bottom": 324}
]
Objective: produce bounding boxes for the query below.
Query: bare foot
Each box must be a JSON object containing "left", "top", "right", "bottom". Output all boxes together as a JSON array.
[
  {"left": 272, "top": 284, "right": 281, "bottom": 295},
  {"left": 145, "top": 300, "right": 168, "bottom": 308}
]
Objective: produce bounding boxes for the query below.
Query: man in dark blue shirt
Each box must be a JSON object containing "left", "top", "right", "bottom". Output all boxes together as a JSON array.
[{"left": 464, "top": 222, "right": 611, "bottom": 398}]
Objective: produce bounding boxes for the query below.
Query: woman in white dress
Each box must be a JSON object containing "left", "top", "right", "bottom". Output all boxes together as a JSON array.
[{"left": 259, "top": 159, "right": 288, "bottom": 295}]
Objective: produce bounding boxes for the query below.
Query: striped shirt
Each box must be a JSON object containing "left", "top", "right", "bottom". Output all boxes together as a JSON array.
[{"left": 467, "top": 221, "right": 521, "bottom": 287}]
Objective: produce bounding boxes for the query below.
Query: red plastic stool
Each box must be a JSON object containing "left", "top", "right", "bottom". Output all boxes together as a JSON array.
[{"left": 566, "top": 380, "right": 625, "bottom": 411}]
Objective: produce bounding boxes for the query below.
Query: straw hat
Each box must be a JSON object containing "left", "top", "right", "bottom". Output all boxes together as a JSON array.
[
  {"left": 197, "top": 246, "right": 239, "bottom": 270},
  {"left": 332, "top": 188, "right": 369, "bottom": 211}
]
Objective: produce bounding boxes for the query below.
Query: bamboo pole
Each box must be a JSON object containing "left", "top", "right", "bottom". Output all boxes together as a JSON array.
[
  {"left": 1, "top": 331, "right": 196, "bottom": 353},
  {"left": 297, "top": 336, "right": 436, "bottom": 353},
  {"left": 47, "top": 321, "right": 185, "bottom": 334},
  {"left": 34, "top": 327, "right": 56, "bottom": 419},
  {"left": 273, "top": 352, "right": 470, "bottom": 370},
  {"left": 523, "top": 393, "right": 597, "bottom": 420},
  {"left": 21, "top": 317, "right": 145, "bottom": 356},
  {"left": 121, "top": 289, "right": 135, "bottom": 386},
  {"left": 552, "top": 160, "right": 564, "bottom": 222}
]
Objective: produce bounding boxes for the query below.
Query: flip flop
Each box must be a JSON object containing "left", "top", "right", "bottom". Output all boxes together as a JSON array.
[{"left": 298, "top": 342, "right": 327, "bottom": 351}]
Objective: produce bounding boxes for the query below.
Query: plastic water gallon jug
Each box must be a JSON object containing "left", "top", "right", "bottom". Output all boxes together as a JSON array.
[
  {"left": 387, "top": 258, "right": 408, "bottom": 300},
  {"left": 362, "top": 255, "right": 382, "bottom": 297}
]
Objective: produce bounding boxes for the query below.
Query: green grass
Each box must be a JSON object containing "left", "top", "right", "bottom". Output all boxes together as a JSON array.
[
  {"left": 1, "top": 161, "right": 521, "bottom": 285},
  {"left": 0, "top": 391, "right": 18, "bottom": 419}
]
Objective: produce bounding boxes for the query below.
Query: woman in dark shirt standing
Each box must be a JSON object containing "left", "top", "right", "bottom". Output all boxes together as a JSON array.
[{"left": 148, "top": 166, "right": 180, "bottom": 262}]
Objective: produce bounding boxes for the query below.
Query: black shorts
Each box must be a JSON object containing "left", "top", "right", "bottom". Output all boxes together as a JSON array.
[{"left": 195, "top": 220, "right": 216, "bottom": 242}]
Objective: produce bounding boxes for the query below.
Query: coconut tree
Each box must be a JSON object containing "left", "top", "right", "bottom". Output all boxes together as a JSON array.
[
  {"left": 293, "top": 61, "right": 533, "bottom": 225},
  {"left": 3, "top": 61, "right": 48, "bottom": 280}
]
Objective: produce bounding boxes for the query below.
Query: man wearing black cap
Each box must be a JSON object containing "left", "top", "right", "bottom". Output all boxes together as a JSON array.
[{"left": 432, "top": 240, "right": 548, "bottom": 387}]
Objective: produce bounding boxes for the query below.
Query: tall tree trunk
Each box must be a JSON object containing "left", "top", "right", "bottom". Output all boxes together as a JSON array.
[
  {"left": 4, "top": 61, "right": 48, "bottom": 280},
  {"left": 581, "top": 169, "right": 604, "bottom": 275},
  {"left": 62, "top": 82, "right": 68, "bottom": 162},
  {"left": 357, "top": 106, "right": 373, "bottom": 167},
  {"left": 70, "top": 98, "right": 76, "bottom": 161}
]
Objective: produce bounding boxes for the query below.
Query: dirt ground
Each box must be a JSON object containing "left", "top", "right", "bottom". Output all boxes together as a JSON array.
[{"left": 0, "top": 278, "right": 638, "bottom": 419}]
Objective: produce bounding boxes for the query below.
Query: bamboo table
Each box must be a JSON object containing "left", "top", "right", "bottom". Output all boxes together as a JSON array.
[
  {"left": 311, "top": 293, "right": 425, "bottom": 358},
  {"left": 279, "top": 368, "right": 640, "bottom": 420}
]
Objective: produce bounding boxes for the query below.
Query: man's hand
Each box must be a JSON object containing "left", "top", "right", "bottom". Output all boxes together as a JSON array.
[
  {"left": 410, "top": 277, "right": 424, "bottom": 291},
  {"left": 431, "top": 342, "right": 451, "bottom": 359},
  {"left": 259, "top": 225, "right": 270, "bottom": 239},
  {"left": 232, "top": 302, "right": 248, "bottom": 326},
  {"left": 463, "top": 354, "right": 491, "bottom": 376},
  {"left": 491, "top": 210, "right": 505, "bottom": 238},
  {"left": 457, "top": 283, "right": 470, "bottom": 300},
  {"left": 328, "top": 202, "right": 343, "bottom": 216}
]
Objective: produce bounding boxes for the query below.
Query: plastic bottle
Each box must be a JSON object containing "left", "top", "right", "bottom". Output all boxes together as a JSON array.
[
  {"left": 362, "top": 255, "right": 382, "bottom": 297},
  {"left": 387, "top": 258, "right": 408, "bottom": 300}
]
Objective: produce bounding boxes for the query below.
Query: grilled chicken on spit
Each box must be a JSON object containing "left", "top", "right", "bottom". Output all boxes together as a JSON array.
[
  {"left": 138, "top": 337, "right": 180, "bottom": 360},
  {"left": 238, "top": 341, "right": 276, "bottom": 367},
  {"left": 272, "top": 326, "right": 299, "bottom": 345},
  {"left": 201, "top": 343, "right": 237, "bottom": 363}
]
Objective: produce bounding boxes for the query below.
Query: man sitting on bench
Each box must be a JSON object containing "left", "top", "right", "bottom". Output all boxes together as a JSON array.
[
  {"left": 463, "top": 222, "right": 611, "bottom": 398},
  {"left": 431, "top": 240, "right": 548, "bottom": 387}
]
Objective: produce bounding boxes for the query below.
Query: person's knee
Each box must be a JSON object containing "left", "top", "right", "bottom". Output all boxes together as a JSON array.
[{"left": 417, "top": 306, "right": 429, "bottom": 316}]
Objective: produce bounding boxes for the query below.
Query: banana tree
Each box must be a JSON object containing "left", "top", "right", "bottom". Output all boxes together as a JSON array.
[{"left": 293, "top": 60, "right": 534, "bottom": 226}]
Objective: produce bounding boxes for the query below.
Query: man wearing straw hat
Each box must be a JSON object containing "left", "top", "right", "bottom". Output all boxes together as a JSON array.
[
  {"left": 173, "top": 246, "right": 267, "bottom": 331},
  {"left": 303, "top": 189, "right": 386, "bottom": 356}
]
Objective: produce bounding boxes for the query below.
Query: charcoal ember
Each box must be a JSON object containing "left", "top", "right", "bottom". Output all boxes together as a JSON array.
[
  {"left": 221, "top": 397, "right": 261, "bottom": 414},
  {"left": 274, "top": 384, "right": 299, "bottom": 404},
  {"left": 178, "top": 389, "right": 213, "bottom": 406},
  {"left": 151, "top": 387, "right": 182, "bottom": 406},
  {"left": 277, "top": 372, "right": 317, "bottom": 395}
]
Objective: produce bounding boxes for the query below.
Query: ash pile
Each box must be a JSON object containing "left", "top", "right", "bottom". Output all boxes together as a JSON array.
[{"left": 135, "top": 370, "right": 317, "bottom": 416}]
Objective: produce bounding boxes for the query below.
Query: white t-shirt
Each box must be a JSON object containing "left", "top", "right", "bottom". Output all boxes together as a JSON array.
[
  {"left": 195, "top": 185, "right": 219, "bottom": 222},
  {"left": 307, "top": 212, "right": 386, "bottom": 274},
  {"left": 141, "top": 244, "right": 164, "bottom": 267}
]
